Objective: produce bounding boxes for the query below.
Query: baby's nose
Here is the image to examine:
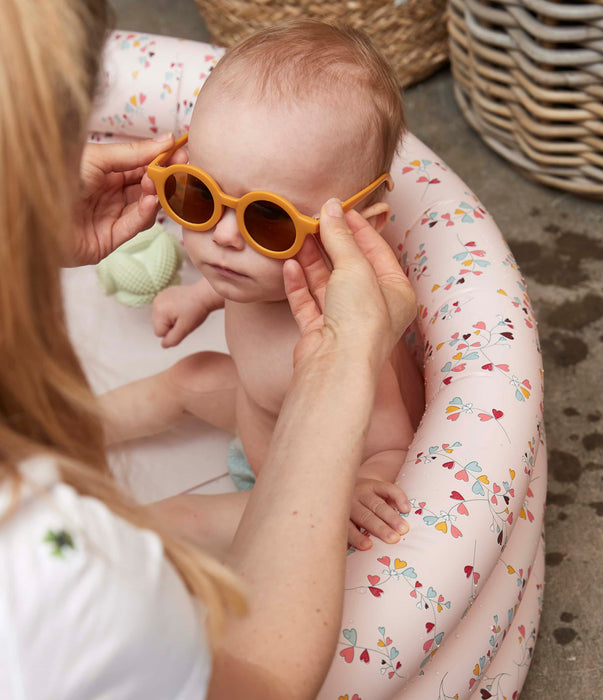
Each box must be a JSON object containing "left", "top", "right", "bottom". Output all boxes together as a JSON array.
[{"left": 211, "top": 208, "right": 245, "bottom": 250}]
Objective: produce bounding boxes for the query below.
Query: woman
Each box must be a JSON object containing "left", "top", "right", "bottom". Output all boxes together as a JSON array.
[{"left": 0, "top": 1, "right": 416, "bottom": 698}]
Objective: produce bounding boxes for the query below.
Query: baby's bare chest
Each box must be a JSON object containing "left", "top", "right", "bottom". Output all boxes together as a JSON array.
[{"left": 224, "top": 302, "right": 300, "bottom": 416}]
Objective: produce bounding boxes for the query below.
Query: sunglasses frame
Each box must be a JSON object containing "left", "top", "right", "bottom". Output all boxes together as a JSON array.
[{"left": 148, "top": 133, "right": 393, "bottom": 260}]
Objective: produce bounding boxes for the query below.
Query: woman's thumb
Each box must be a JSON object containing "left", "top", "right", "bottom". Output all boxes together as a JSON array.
[{"left": 319, "top": 198, "right": 367, "bottom": 268}]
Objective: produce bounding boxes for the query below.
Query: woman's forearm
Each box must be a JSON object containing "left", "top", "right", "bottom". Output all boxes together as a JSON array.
[
  {"left": 210, "top": 352, "right": 379, "bottom": 698},
  {"left": 208, "top": 201, "right": 416, "bottom": 699},
  {"left": 148, "top": 491, "right": 250, "bottom": 559}
]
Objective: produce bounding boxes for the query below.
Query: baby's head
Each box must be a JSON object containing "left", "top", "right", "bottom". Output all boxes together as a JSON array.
[{"left": 184, "top": 20, "right": 405, "bottom": 303}]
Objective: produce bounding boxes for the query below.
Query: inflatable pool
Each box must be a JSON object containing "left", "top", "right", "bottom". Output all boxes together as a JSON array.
[{"left": 73, "top": 31, "right": 546, "bottom": 699}]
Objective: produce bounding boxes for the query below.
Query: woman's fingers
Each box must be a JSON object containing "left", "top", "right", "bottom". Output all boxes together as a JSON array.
[
  {"left": 283, "top": 259, "right": 322, "bottom": 337},
  {"left": 344, "top": 209, "right": 406, "bottom": 286},
  {"left": 318, "top": 199, "right": 374, "bottom": 274},
  {"left": 141, "top": 172, "right": 156, "bottom": 197},
  {"left": 288, "top": 196, "right": 417, "bottom": 370},
  {"left": 110, "top": 195, "right": 159, "bottom": 249},
  {"left": 165, "top": 146, "right": 188, "bottom": 165},
  {"left": 89, "top": 134, "right": 175, "bottom": 175},
  {"left": 318, "top": 198, "right": 416, "bottom": 320},
  {"left": 141, "top": 146, "right": 187, "bottom": 197},
  {"left": 315, "top": 199, "right": 417, "bottom": 357},
  {"left": 294, "top": 235, "right": 331, "bottom": 309},
  {"left": 345, "top": 209, "right": 416, "bottom": 331}
]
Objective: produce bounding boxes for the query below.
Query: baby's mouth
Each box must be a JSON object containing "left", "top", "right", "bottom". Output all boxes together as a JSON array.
[{"left": 209, "top": 263, "right": 249, "bottom": 279}]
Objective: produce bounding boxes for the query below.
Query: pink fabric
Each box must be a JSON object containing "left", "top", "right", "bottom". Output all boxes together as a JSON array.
[
  {"left": 89, "top": 31, "right": 545, "bottom": 700},
  {"left": 91, "top": 32, "right": 224, "bottom": 139}
]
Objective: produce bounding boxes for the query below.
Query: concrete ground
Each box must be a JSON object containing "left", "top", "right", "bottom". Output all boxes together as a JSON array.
[{"left": 110, "top": 2, "right": 603, "bottom": 697}]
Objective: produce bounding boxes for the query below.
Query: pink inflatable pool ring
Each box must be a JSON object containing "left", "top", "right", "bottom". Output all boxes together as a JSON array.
[{"left": 88, "top": 32, "right": 546, "bottom": 700}]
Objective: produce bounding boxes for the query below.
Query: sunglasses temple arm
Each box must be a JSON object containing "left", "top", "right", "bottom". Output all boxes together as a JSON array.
[
  {"left": 340, "top": 174, "right": 393, "bottom": 212},
  {"left": 301, "top": 174, "right": 392, "bottom": 235},
  {"left": 149, "top": 132, "right": 190, "bottom": 169}
]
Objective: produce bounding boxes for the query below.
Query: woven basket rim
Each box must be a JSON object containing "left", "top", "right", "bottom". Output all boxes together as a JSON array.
[
  {"left": 195, "top": 0, "right": 450, "bottom": 88},
  {"left": 448, "top": 0, "right": 603, "bottom": 197}
]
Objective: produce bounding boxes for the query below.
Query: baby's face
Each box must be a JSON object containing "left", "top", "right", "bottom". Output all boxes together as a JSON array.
[{"left": 183, "top": 89, "right": 367, "bottom": 303}]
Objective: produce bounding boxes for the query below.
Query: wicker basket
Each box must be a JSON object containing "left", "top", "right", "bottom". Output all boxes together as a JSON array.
[
  {"left": 448, "top": 0, "right": 603, "bottom": 198},
  {"left": 195, "top": 0, "right": 449, "bottom": 88}
]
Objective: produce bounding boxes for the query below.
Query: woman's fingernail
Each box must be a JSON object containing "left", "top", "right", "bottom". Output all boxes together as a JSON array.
[
  {"left": 140, "top": 192, "right": 158, "bottom": 204},
  {"left": 325, "top": 198, "right": 343, "bottom": 217},
  {"left": 153, "top": 132, "right": 173, "bottom": 143}
]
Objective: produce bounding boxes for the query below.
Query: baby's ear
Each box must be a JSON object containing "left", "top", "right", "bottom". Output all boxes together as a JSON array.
[{"left": 357, "top": 202, "right": 391, "bottom": 234}]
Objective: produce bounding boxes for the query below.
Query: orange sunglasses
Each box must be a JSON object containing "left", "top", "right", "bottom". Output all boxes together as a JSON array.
[{"left": 147, "top": 133, "right": 393, "bottom": 260}]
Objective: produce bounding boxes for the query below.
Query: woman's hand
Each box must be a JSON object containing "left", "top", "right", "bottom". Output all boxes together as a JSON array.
[
  {"left": 284, "top": 198, "right": 416, "bottom": 371},
  {"left": 69, "top": 134, "right": 185, "bottom": 267}
]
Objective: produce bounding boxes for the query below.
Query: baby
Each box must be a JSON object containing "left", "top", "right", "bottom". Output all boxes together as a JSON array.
[{"left": 101, "top": 20, "right": 422, "bottom": 550}]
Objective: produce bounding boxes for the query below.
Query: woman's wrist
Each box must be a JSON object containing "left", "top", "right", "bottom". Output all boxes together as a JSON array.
[
  {"left": 276, "top": 349, "right": 379, "bottom": 480},
  {"left": 293, "top": 330, "right": 389, "bottom": 390}
]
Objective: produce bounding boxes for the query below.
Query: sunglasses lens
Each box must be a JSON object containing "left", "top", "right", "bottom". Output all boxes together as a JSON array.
[
  {"left": 165, "top": 173, "right": 214, "bottom": 224},
  {"left": 244, "top": 200, "right": 296, "bottom": 253}
]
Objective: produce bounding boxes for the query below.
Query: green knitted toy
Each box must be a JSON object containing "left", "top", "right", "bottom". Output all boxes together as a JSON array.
[{"left": 96, "top": 223, "right": 185, "bottom": 306}]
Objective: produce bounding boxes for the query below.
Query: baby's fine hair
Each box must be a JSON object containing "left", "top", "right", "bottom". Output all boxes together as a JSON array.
[{"left": 204, "top": 20, "right": 405, "bottom": 178}]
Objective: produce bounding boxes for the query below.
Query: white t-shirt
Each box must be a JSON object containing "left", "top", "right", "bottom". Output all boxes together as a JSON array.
[{"left": 0, "top": 456, "right": 211, "bottom": 700}]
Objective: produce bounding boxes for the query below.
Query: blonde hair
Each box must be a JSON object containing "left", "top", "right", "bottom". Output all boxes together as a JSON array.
[
  {"left": 204, "top": 19, "right": 406, "bottom": 179},
  {"left": 0, "top": 0, "right": 245, "bottom": 643}
]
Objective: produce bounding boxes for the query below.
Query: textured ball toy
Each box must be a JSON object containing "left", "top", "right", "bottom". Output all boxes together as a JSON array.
[{"left": 96, "top": 223, "right": 184, "bottom": 306}]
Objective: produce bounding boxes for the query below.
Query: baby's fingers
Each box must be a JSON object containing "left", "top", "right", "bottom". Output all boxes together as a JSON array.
[
  {"left": 161, "top": 319, "right": 188, "bottom": 348},
  {"left": 152, "top": 305, "right": 175, "bottom": 339},
  {"left": 348, "top": 522, "right": 372, "bottom": 551},
  {"left": 350, "top": 500, "right": 406, "bottom": 545},
  {"left": 375, "top": 480, "right": 411, "bottom": 515},
  {"left": 354, "top": 482, "right": 410, "bottom": 537}
]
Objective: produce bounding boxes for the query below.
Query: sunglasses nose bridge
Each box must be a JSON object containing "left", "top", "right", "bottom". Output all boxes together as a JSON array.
[
  {"left": 211, "top": 191, "right": 246, "bottom": 234},
  {"left": 217, "top": 191, "right": 240, "bottom": 213}
]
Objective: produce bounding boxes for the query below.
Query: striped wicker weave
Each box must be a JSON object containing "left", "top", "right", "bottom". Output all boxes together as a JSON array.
[
  {"left": 195, "top": 0, "right": 449, "bottom": 88},
  {"left": 449, "top": 0, "right": 603, "bottom": 198}
]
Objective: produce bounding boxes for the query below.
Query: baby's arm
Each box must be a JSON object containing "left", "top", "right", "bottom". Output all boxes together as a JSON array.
[
  {"left": 348, "top": 360, "right": 414, "bottom": 550},
  {"left": 152, "top": 277, "right": 225, "bottom": 348}
]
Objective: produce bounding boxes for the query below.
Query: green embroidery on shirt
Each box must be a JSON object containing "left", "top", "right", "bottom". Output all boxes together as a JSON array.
[{"left": 44, "top": 529, "right": 75, "bottom": 558}]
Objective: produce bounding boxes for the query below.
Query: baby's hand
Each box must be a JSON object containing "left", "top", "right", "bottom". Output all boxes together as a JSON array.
[
  {"left": 348, "top": 478, "right": 410, "bottom": 551},
  {"left": 152, "top": 284, "right": 211, "bottom": 348}
]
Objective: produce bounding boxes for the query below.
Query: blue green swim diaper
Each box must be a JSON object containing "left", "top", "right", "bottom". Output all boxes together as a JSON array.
[{"left": 227, "top": 438, "right": 256, "bottom": 491}]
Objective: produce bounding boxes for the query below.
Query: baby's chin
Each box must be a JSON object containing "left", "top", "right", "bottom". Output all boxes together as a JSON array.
[{"left": 206, "top": 275, "right": 287, "bottom": 305}]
